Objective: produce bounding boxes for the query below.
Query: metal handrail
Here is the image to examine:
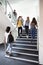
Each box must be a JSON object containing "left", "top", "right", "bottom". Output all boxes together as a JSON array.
[{"left": 7, "top": 0, "right": 13, "bottom": 12}]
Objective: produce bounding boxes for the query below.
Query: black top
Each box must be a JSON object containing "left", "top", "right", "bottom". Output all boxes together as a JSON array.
[{"left": 8, "top": 33, "right": 14, "bottom": 43}]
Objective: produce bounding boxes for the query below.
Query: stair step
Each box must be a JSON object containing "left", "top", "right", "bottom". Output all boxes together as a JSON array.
[
  {"left": 21, "top": 34, "right": 37, "bottom": 36},
  {"left": 12, "top": 49, "right": 38, "bottom": 55},
  {"left": 22, "top": 30, "right": 37, "bottom": 33},
  {"left": 12, "top": 45, "right": 37, "bottom": 49},
  {"left": 12, "top": 47, "right": 38, "bottom": 51},
  {"left": 15, "top": 41, "right": 37, "bottom": 44},
  {"left": 16, "top": 39, "right": 37, "bottom": 42},
  {"left": 22, "top": 33, "right": 37, "bottom": 35},
  {"left": 12, "top": 51, "right": 38, "bottom": 57},
  {"left": 19, "top": 36, "right": 37, "bottom": 38},
  {"left": 17, "top": 36, "right": 37, "bottom": 38},
  {"left": 22, "top": 31, "right": 37, "bottom": 33},
  {"left": 16, "top": 38, "right": 37, "bottom": 40},
  {"left": 12, "top": 53, "right": 38, "bottom": 61},
  {"left": 13, "top": 43, "right": 37, "bottom": 46},
  {"left": 5, "top": 55, "right": 39, "bottom": 63}
]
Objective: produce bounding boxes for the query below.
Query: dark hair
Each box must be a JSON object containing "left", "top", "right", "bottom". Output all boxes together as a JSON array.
[
  {"left": 13, "top": 10, "right": 17, "bottom": 16},
  {"left": 6, "top": 26, "right": 10, "bottom": 33},
  {"left": 17, "top": 16, "right": 22, "bottom": 21},
  {"left": 32, "top": 17, "right": 37, "bottom": 25}
]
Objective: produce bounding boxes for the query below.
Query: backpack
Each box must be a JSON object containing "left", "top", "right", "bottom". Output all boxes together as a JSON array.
[{"left": 7, "top": 33, "right": 14, "bottom": 43}]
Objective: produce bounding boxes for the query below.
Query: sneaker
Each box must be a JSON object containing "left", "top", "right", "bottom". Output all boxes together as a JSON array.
[
  {"left": 6, "top": 52, "right": 13, "bottom": 56},
  {"left": 6, "top": 51, "right": 9, "bottom": 55},
  {"left": 26, "top": 35, "right": 28, "bottom": 38},
  {"left": 6, "top": 50, "right": 12, "bottom": 56}
]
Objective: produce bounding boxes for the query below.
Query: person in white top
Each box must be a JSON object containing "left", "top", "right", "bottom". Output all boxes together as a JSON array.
[
  {"left": 4, "top": 26, "right": 11, "bottom": 54},
  {"left": 25, "top": 17, "right": 30, "bottom": 38},
  {"left": 4, "top": 32, "right": 10, "bottom": 43}
]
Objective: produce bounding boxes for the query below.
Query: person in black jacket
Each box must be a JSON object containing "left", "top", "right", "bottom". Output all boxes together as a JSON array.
[
  {"left": 8, "top": 31, "right": 14, "bottom": 43},
  {"left": 6, "top": 31, "right": 14, "bottom": 55}
]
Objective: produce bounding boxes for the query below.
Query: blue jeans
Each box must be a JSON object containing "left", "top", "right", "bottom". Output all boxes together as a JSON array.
[
  {"left": 6, "top": 43, "right": 12, "bottom": 53},
  {"left": 31, "top": 28, "right": 36, "bottom": 39}
]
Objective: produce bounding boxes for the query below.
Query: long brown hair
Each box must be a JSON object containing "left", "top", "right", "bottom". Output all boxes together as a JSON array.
[{"left": 31, "top": 17, "right": 37, "bottom": 25}]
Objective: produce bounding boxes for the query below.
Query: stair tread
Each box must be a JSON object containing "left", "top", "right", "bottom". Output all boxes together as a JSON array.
[
  {"left": 13, "top": 43, "right": 37, "bottom": 46},
  {"left": 16, "top": 40, "right": 37, "bottom": 43},
  {"left": 16, "top": 39, "right": 37, "bottom": 41},
  {"left": 12, "top": 49, "right": 38, "bottom": 54},
  {"left": 12, "top": 47, "right": 38, "bottom": 51},
  {"left": 12, "top": 51, "right": 38, "bottom": 56},
  {"left": 12, "top": 45, "right": 37, "bottom": 49},
  {"left": 14, "top": 42, "right": 37, "bottom": 45},
  {"left": 5, "top": 55, "right": 38, "bottom": 63},
  {"left": 17, "top": 38, "right": 37, "bottom": 40},
  {"left": 12, "top": 54, "right": 38, "bottom": 61}
]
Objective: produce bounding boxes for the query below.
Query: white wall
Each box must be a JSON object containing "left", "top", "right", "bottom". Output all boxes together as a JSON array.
[
  {"left": 39, "top": 0, "right": 43, "bottom": 64},
  {"left": 0, "top": 5, "right": 15, "bottom": 43},
  {"left": 11, "top": 0, "right": 39, "bottom": 21}
]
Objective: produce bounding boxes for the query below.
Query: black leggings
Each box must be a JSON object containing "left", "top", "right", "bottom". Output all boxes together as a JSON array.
[
  {"left": 18, "top": 27, "right": 22, "bottom": 36},
  {"left": 25, "top": 26, "right": 29, "bottom": 35}
]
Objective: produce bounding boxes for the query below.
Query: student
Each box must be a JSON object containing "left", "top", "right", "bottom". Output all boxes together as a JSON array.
[
  {"left": 31, "top": 17, "right": 38, "bottom": 39},
  {"left": 25, "top": 17, "right": 30, "bottom": 37},
  {"left": 17, "top": 16, "right": 23, "bottom": 37},
  {"left": 4, "top": 26, "right": 11, "bottom": 52},
  {"left": 7, "top": 31, "right": 14, "bottom": 55},
  {"left": 13, "top": 9, "right": 17, "bottom": 18},
  {"left": 11, "top": 9, "right": 17, "bottom": 25}
]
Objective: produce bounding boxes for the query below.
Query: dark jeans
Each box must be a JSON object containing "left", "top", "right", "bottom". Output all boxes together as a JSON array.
[
  {"left": 18, "top": 27, "right": 22, "bottom": 36},
  {"left": 25, "top": 26, "right": 29, "bottom": 35}
]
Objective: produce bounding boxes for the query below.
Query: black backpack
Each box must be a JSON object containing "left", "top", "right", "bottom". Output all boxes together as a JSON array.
[{"left": 7, "top": 33, "right": 14, "bottom": 43}]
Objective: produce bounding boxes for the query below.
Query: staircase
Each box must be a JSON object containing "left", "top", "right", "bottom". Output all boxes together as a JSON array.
[{"left": 5, "top": 29, "right": 39, "bottom": 65}]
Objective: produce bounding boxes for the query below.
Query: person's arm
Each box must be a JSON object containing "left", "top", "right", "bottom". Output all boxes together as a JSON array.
[
  {"left": 22, "top": 18, "right": 24, "bottom": 26},
  {"left": 30, "top": 22, "right": 32, "bottom": 28},
  {"left": 4, "top": 36, "right": 6, "bottom": 44},
  {"left": 17, "top": 20, "right": 18, "bottom": 26},
  {"left": 25, "top": 20, "right": 27, "bottom": 26},
  {"left": 36, "top": 21, "right": 38, "bottom": 28},
  {"left": 4, "top": 36, "right": 6, "bottom": 49}
]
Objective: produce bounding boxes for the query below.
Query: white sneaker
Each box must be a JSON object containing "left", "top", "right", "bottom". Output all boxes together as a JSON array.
[{"left": 26, "top": 35, "right": 28, "bottom": 38}]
